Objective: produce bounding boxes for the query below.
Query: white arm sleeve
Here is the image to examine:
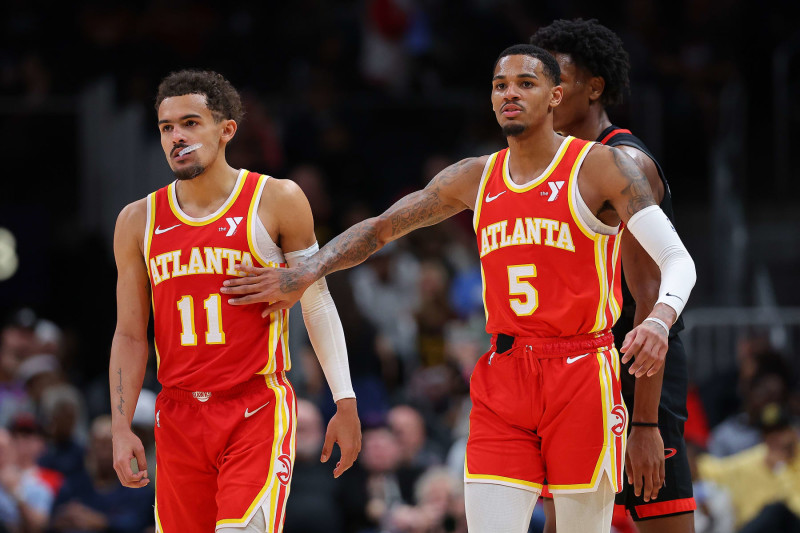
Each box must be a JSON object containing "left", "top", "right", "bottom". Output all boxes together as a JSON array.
[
  {"left": 285, "top": 243, "right": 355, "bottom": 402},
  {"left": 625, "top": 205, "right": 696, "bottom": 318}
]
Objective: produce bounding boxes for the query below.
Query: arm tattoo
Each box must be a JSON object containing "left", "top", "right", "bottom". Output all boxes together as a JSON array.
[
  {"left": 612, "top": 148, "right": 656, "bottom": 216},
  {"left": 115, "top": 368, "right": 125, "bottom": 415},
  {"left": 289, "top": 159, "right": 470, "bottom": 288}
]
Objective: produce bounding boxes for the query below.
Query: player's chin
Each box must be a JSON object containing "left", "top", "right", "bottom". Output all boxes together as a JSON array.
[{"left": 501, "top": 121, "right": 527, "bottom": 137}]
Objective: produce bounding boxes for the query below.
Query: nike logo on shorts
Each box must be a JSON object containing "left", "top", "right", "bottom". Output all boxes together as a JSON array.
[
  {"left": 566, "top": 354, "right": 589, "bottom": 364},
  {"left": 244, "top": 402, "right": 270, "bottom": 418},
  {"left": 154, "top": 224, "right": 181, "bottom": 234},
  {"left": 485, "top": 191, "right": 506, "bottom": 203}
]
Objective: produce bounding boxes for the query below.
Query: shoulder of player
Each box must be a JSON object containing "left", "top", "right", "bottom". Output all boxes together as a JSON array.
[
  {"left": 430, "top": 155, "right": 489, "bottom": 193},
  {"left": 614, "top": 145, "right": 663, "bottom": 200},
  {"left": 583, "top": 144, "right": 641, "bottom": 182},
  {"left": 116, "top": 198, "right": 148, "bottom": 233},
  {"left": 115, "top": 198, "right": 148, "bottom": 253},
  {"left": 260, "top": 177, "right": 310, "bottom": 214}
]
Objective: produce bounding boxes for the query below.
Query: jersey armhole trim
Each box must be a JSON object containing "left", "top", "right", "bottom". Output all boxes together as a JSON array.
[
  {"left": 247, "top": 174, "right": 276, "bottom": 267},
  {"left": 473, "top": 152, "right": 500, "bottom": 232},
  {"left": 143, "top": 193, "right": 156, "bottom": 278},
  {"left": 567, "top": 143, "right": 620, "bottom": 239}
]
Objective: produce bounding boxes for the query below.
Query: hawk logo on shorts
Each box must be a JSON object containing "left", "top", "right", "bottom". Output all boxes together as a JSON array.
[
  {"left": 610, "top": 405, "right": 627, "bottom": 437},
  {"left": 275, "top": 454, "right": 292, "bottom": 485}
]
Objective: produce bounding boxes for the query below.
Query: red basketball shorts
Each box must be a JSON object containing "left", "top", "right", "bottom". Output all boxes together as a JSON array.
[
  {"left": 153, "top": 372, "right": 296, "bottom": 532},
  {"left": 465, "top": 330, "right": 626, "bottom": 494}
]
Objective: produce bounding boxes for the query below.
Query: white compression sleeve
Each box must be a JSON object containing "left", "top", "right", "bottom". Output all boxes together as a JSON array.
[
  {"left": 625, "top": 205, "right": 696, "bottom": 317},
  {"left": 285, "top": 243, "right": 355, "bottom": 402}
]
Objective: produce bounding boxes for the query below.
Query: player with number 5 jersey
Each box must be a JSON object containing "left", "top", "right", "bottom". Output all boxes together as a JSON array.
[{"left": 219, "top": 45, "right": 697, "bottom": 533}]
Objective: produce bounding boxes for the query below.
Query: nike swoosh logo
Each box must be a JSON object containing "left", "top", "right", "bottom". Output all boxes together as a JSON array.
[
  {"left": 566, "top": 354, "right": 589, "bottom": 364},
  {"left": 154, "top": 224, "right": 181, "bottom": 235},
  {"left": 485, "top": 191, "right": 506, "bottom": 203},
  {"left": 665, "top": 292, "right": 685, "bottom": 303},
  {"left": 244, "top": 402, "right": 270, "bottom": 418}
]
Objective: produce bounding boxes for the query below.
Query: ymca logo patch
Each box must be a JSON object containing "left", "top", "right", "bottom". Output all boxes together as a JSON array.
[
  {"left": 610, "top": 405, "right": 627, "bottom": 437},
  {"left": 275, "top": 454, "right": 292, "bottom": 485}
]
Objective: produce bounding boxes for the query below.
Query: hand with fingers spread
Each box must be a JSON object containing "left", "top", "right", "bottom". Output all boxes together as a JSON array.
[
  {"left": 620, "top": 313, "right": 671, "bottom": 378},
  {"left": 625, "top": 426, "right": 665, "bottom": 502},
  {"left": 321, "top": 398, "right": 362, "bottom": 478},
  {"left": 112, "top": 427, "right": 149, "bottom": 488},
  {"left": 221, "top": 264, "right": 311, "bottom": 318}
]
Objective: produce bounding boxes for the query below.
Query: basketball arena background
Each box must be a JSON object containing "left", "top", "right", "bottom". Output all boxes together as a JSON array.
[{"left": 1, "top": 2, "right": 799, "bottom": 532}]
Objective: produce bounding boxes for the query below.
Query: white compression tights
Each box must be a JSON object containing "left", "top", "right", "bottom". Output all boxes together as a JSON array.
[
  {"left": 216, "top": 509, "right": 267, "bottom": 533},
  {"left": 465, "top": 478, "right": 614, "bottom": 533}
]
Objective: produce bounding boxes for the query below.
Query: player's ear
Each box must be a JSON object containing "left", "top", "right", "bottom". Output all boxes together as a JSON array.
[
  {"left": 550, "top": 85, "right": 563, "bottom": 108},
  {"left": 220, "top": 119, "right": 237, "bottom": 143},
  {"left": 589, "top": 76, "right": 605, "bottom": 103}
]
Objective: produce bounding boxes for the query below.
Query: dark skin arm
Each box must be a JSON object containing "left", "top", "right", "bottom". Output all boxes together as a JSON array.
[
  {"left": 617, "top": 145, "right": 668, "bottom": 503},
  {"left": 220, "top": 156, "right": 486, "bottom": 312}
]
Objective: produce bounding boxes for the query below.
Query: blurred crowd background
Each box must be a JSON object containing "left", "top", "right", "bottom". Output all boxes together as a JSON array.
[{"left": 1, "top": 1, "right": 800, "bottom": 532}]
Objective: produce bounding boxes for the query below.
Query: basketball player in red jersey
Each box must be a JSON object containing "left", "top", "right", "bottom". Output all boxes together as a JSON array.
[
  {"left": 532, "top": 19, "right": 697, "bottom": 533},
  {"left": 109, "top": 70, "right": 361, "bottom": 533},
  {"left": 221, "top": 45, "right": 696, "bottom": 533}
]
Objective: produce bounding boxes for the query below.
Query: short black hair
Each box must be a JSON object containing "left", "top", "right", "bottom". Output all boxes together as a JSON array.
[
  {"left": 155, "top": 70, "right": 244, "bottom": 123},
  {"left": 494, "top": 44, "right": 561, "bottom": 86},
  {"left": 530, "top": 18, "right": 630, "bottom": 107}
]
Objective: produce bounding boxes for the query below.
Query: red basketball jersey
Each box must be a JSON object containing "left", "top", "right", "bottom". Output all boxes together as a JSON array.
[
  {"left": 144, "top": 170, "right": 289, "bottom": 391},
  {"left": 474, "top": 137, "right": 623, "bottom": 338}
]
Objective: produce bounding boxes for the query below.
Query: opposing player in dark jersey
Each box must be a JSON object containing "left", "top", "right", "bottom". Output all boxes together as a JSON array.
[{"left": 532, "top": 19, "right": 696, "bottom": 532}]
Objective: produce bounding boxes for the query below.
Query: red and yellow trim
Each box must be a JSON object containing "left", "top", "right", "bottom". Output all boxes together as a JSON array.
[
  {"left": 502, "top": 136, "right": 573, "bottom": 193},
  {"left": 473, "top": 152, "right": 500, "bottom": 232},
  {"left": 167, "top": 170, "right": 249, "bottom": 226},
  {"left": 548, "top": 349, "right": 625, "bottom": 493},
  {"left": 215, "top": 372, "right": 296, "bottom": 531},
  {"left": 464, "top": 451, "right": 544, "bottom": 492}
]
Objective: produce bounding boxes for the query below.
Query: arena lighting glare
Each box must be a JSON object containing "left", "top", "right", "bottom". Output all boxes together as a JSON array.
[{"left": 0, "top": 227, "right": 19, "bottom": 280}]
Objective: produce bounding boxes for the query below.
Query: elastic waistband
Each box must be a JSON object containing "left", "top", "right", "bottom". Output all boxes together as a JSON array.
[
  {"left": 493, "top": 330, "right": 614, "bottom": 358},
  {"left": 160, "top": 373, "right": 274, "bottom": 404}
]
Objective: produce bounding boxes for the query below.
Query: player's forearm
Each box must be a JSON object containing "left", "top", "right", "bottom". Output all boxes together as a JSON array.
[
  {"left": 297, "top": 189, "right": 460, "bottom": 286},
  {"left": 109, "top": 333, "right": 149, "bottom": 431},
  {"left": 299, "top": 216, "right": 387, "bottom": 283}
]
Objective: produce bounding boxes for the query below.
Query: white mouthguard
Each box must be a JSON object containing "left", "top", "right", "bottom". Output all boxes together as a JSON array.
[{"left": 178, "top": 143, "right": 203, "bottom": 157}]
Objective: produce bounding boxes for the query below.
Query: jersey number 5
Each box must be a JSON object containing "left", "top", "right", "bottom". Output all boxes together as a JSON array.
[
  {"left": 177, "top": 294, "right": 226, "bottom": 346},
  {"left": 508, "top": 264, "right": 538, "bottom": 316}
]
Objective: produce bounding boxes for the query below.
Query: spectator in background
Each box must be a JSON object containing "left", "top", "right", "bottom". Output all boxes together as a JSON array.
[
  {"left": 414, "top": 260, "right": 456, "bottom": 368},
  {"left": 0, "top": 415, "right": 57, "bottom": 533},
  {"left": 388, "top": 405, "right": 442, "bottom": 505},
  {"left": 0, "top": 310, "right": 39, "bottom": 428},
  {"left": 16, "top": 353, "right": 63, "bottom": 409},
  {"left": 38, "top": 384, "right": 88, "bottom": 487},
  {"left": 387, "top": 467, "right": 466, "bottom": 533},
  {"left": 360, "top": 426, "right": 406, "bottom": 530},
  {"left": 697, "top": 403, "right": 800, "bottom": 531},
  {"left": 284, "top": 399, "right": 343, "bottom": 533},
  {"left": 686, "top": 439, "right": 734, "bottom": 533},
  {"left": 707, "top": 370, "right": 790, "bottom": 457},
  {"left": 51, "top": 416, "right": 154, "bottom": 533},
  {"left": 351, "top": 241, "right": 420, "bottom": 364}
]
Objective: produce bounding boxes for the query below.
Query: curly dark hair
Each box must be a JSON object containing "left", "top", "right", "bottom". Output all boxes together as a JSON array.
[
  {"left": 530, "top": 19, "right": 630, "bottom": 107},
  {"left": 155, "top": 70, "right": 243, "bottom": 123},
  {"left": 494, "top": 44, "right": 561, "bottom": 86}
]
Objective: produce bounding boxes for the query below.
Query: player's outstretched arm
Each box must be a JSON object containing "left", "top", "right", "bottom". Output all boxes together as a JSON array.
[
  {"left": 109, "top": 200, "right": 151, "bottom": 489},
  {"left": 582, "top": 146, "right": 696, "bottom": 378},
  {"left": 263, "top": 178, "right": 361, "bottom": 477},
  {"left": 221, "top": 157, "right": 485, "bottom": 314}
]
